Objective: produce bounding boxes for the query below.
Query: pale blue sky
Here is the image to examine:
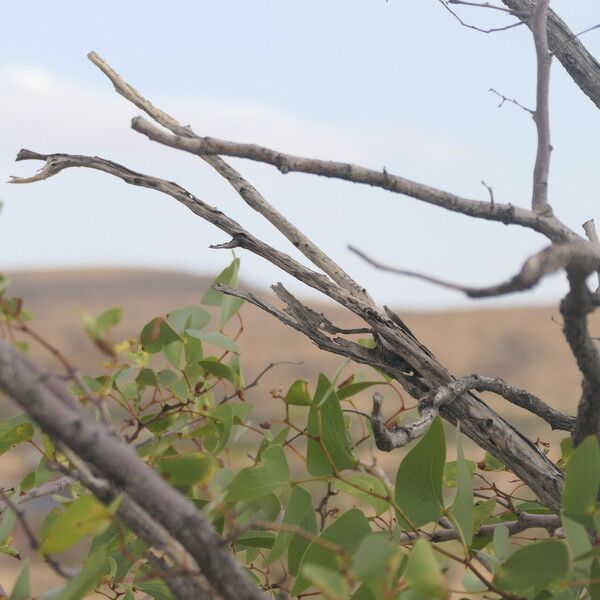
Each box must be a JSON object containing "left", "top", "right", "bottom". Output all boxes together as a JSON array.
[{"left": 1, "top": 1, "right": 599, "bottom": 309}]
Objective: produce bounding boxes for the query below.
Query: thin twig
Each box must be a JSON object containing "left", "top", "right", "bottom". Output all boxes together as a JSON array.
[{"left": 530, "top": 0, "right": 553, "bottom": 214}]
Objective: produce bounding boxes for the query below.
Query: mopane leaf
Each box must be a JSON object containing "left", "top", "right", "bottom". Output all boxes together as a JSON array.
[
  {"left": 351, "top": 534, "right": 401, "bottom": 595},
  {"left": 302, "top": 564, "right": 348, "bottom": 600},
  {"left": 267, "top": 485, "right": 313, "bottom": 565},
  {"left": 404, "top": 539, "right": 447, "bottom": 599},
  {"left": 449, "top": 427, "right": 474, "bottom": 546},
  {"left": 395, "top": 417, "right": 445, "bottom": 528},
  {"left": 562, "top": 435, "right": 600, "bottom": 528},
  {"left": 52, "top": 549, "right": 109, "bottom": 600},
  {"left": 167, "top": 306, "right": 211, "bottom": 333},
  {"left": 187, "top": 330, "right": 239, "bottom": 354},
  {"left": 158, "top": 453, "right": 216, "bottom": 487},
  {"left": 140, "top": 318, "right": 181, "bottom": 353},
  {"left": 10, "top": 561, "right": 30, "bottom": 600},
  {"left": 335, "top": 474, "right": 391, "bottom": 515},
  {"left": 307, "top": 374, "right": 355, "bottom": 475},
  {"left": 494, "top": 539, "right": 569, "bottom": 592},
  {"left": 226, "top": 446, "right": 290, "bottom": 502},
  {"left": 40, "top": 496, "right": 111, "bottom": 554},
  {"left": 284, "top": 380, "right": 312, "bottom": 406},
  {"left": 337, "top": 381, "right": 381, "bottom": 401},
  {"left": 291, "top": 508, "right": 371, "bottom": 596},
  {"left": 199, "top": 359, "right": 240, "bottom": 388}
]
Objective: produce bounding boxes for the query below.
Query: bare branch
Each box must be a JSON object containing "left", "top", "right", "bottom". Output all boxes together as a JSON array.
[
  {"left": 583, "top": 218, "right": 600, "bottom": 291},
  {"left": 432, "top": 374, "right": 575, "bottom": 431},
  {"left": 130, "top": 116, "right": 579, "bottom": 244},
  {"left": 0, "top": 476, "right": 74, "bottom": 513},
  {"left": 489, "top": 88, "right": 534, "bottom": 114},
  {"left": 560, "top": 270, "right": 600, "bottom": 446},
  {"left": 531, "top": 0, "right": 553, "bottom": 215},
  {"left": 501, "top": 0, "right": 600, "bottom": 112},
  {"left": 370, "top": 391, "right": 437, "bottom": 451},
  {"left": 438, "top": 0, "right": 524, "bottom": 33},
  {"left": 351, "top": 242, "right": 600, "bottom": 299},
  {"left": 87, "top": 52, "right": 372, "bottom": 306},
  {"left": 370, "top": 372, "right": 574, "bottom": 451},
  {"left": 401, "top": 511, "right": 561, "bottom": 543}
]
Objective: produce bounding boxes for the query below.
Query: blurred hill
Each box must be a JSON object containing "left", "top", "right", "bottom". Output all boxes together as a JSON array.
[{"left": 5, "top": 267, "right": 584, "bottom": 432}]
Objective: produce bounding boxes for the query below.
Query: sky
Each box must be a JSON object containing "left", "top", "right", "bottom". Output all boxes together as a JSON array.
[{"left": 1, "top": 1, "right": 600, "bottom": 310}]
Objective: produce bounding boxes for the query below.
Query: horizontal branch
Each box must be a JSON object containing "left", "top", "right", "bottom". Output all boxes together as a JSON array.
[
  {"left": 400, "top": 511, "right": 561, "bottom": 543},
  {"left": 431, "top": 374, "right": 575, "bottom": 431},
  {"left": 352, "top": 242, "right": 599, "bottom": 299},
  {"left": 370, "top": 371, "right": 574, "bottom": 451},
  {"left": 131, "top": 116, "right": 578, "bottom": 244},
  {"left": 0, "top": 476, "right": 74, "bottom": 512}
]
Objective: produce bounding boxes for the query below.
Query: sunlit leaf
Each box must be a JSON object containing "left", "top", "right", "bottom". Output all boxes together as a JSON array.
[
  {"left": 494, "top": 539, "right": 569, "bottom": 593},
  {"left": 395, "top": 417, "right": 445, "bottom": 528},
  {"left": 226, "top": 446, "right": 290, "bottom": 502}
]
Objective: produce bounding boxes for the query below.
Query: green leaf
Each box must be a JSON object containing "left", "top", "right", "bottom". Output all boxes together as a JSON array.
[
  {"left": 202, "top": 259, "right": 244, "bottom": 326},
  {"left": 288, "top": 507, "right": 318, "bottom": 576},
  {"left": 199, "top": 359, "right": 240, "bottom": 387},
  {"left": 167, "top": 306, "right": 211, "bottom": 333},
  {"left": 140, "top": 317, "right": 181, "bottom": 353},
  {"left": 404, "top": 539, "right": 447, "bottom": 599},
  {"left": 302, "top": 564, "right": 348, "bottom": 600},
  {"left": 443, "top": 460, "right": 476, "bottom": 487},
  {"left": 395, "top": 417, "right": 445, "bottom": 528},
  {"left": 0, "top": 422, "right": 34, "bottom": 455},
  {"left": 95, "top": 308, "right": 122, "bottom": 335},
  {"left": 207, "top": 404, "right": 234, "bottom": 456},
  {"left": 52, "top": 549, "right": 109, "bottom": 600},
  {"left": 562, "top": 436, "right": 600, "bottom": 528},
  {"left": 267, "top": 485, "right": 313, "bottom": 565},
  {"left": 158, "top": 453, "right": 216, "bottom": 487},
  {"left": 291, "top": 508, "right": 371, "bottom": 596},
  {"left": 482, "top": 452, "right": 504, "bottom": 472},
  {"left": 336, "top": 474, "right": 391, "bottom": 515},
  {"left": 226, "top": 446, "right": 290, "bottom": 502},
  {"left": 307, "top": 374, "right": 355, "bottom": 475},
  {"left": 337, "top": 381, "right": 382, "bottom": 401},
  {"left": 351, "top": 534, "right": 401, "bottom": 596},
  {"left": 235, "top": 530, "right": 275, "bottom": 549},
  {"left": 162, "top": 340, "right": 183, "bottom": 369},
  {"left": 493, "top": 525, "right": 512, "bottom": 562},
  {"left": 473, "top": 498, "right": 496, "bottom": 532},
  {"left": 284, "top": 380, "right": 312, "bottom": 406},
  {"left": 9, "top": 561, "right": 30, "bottom": 600},
  {"left": 449, "top": 427, "right": 474, "bottom": 546},
  {"left": 591, "top": 557, "right": 600, "bottom": 600},
  {"left": 187, "top": 330, "right": 239, "bottom": 354},
  {"left": 40, "top": 496, "right": 111, "bottom": 554},
  {"left": 0, "top": 503, "right": 16, "bottom": 545},
  {"left": 136, "top": 368, "right": 158, "bottom": 387},
  {"left": 494, "top": 539, "right": 570, "bottom": 593}
]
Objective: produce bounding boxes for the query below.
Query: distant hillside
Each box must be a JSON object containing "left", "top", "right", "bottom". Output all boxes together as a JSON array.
[{"left": 5, "top": 268, "right": 586, "bottom": 435}]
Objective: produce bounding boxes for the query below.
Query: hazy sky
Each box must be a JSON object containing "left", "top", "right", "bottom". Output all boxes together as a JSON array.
[{"left": 1, "top": 1, "right": 600, "bottom": 309}]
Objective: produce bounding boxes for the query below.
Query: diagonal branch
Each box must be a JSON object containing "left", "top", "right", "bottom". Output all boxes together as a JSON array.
[
  {"left": 88, "top": 52, "right": 372, "bottom": 306},
  {"left": 130, "top": 116, "right": 578, "bottom": 244},
  {"left": 501, "top": 0, "right": 600, "bottom": 112}
]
